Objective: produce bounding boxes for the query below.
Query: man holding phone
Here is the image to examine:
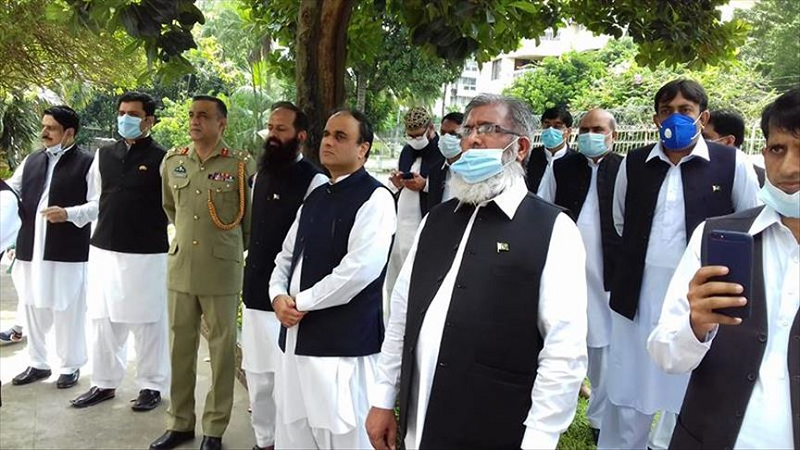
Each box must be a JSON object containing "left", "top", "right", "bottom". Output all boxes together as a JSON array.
[{"left": 648, "top": 88, "right": 799, "bottom": 449}]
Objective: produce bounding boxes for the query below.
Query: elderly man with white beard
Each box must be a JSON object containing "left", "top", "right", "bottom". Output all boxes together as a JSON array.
[{"left": 366, "top": 94, "right": 588, "bottom": 450}]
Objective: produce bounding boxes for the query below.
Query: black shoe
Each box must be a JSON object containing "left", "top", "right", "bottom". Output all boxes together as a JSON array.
[
  {"left": 131, "top": 389, "right": 161, "bottom": 412},
  {"left": 70, "top": 386, "right": 115, "bottom": 408},
  {"left": 200, "top": 436, "right": 222, "bottom": 450},
  {"left": 149, "top": 430, "right": 195, "bottom": 449},
  {"left": 56, "top": 370, "right": 80, "bottom": 389},
  {"left": 11, "top": 367, "right": 51, "bottom": 385},
  {"left": 591, "top": 427, "right": 600, "bottom": 445}
]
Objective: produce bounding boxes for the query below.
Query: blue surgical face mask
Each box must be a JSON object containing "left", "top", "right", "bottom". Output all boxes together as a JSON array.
[
  {"left": 577, "top": 132, "right": 611, "bottom": 158},
  {"left": 659, "top": 113, "right": 701, "bottom": 151},
  {"left": 450, "top": 138, "right": 518, "bottom": 184},
  {"left": 118, "top": 114, "right": 144, "bottom": 140},
  {"left": 760, "top": 177, "right": 800, "bottom": 218},
  {"left": 438, "top": 133, "right": 462, "bottom": 159},
  {"left": 541, "top": 127, "right": 564, "bottom": 149}
]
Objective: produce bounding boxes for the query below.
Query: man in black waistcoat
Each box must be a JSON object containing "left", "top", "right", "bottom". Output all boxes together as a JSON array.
[
  {"left": 704, "top": 108, "right": 766, "bottom": 187},
  {"left": 70, "top": 92, "right": 170, "bottom": 412},
  {"left": 525, "top": 106, "right": 576, "bottom": 194},
  {"left": 240, "top": 102, "right": 326, "bottom": 450},
  {"left": 366, "top": 94, "right": 588, "bottom": 450},
  {"left": 267, "top": 109, "right": 396, "bottom": 448},
  {"left": 648, "top": 88, "right": 800, "bottom": 450},
  {"left": 538, "top": 108, "right": 622, "bottom": 443},
  {"left": 385, "top": 107, "right": 444, "bottom": 309},
  {"left": 426, "top": 112, "right": 463, "bottom": 211},
  {"left": 7, "top": 106, "right": 96, "bottom": 390},
  {"left": 599, "top": 79, "right": 762, "bottom": 449}
]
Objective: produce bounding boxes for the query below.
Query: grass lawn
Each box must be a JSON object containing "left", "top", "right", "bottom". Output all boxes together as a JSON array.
[{"left": 558, "top": 396, "right": 596, "bottom": 449}]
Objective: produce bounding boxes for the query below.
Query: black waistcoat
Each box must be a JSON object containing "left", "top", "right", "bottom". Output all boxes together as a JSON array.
[
  {"left": 553, "top": 151, "right": 622, "bottom": 290},
  {"left": 90, "top": 137, "right": 169, "bottom": 254},
  {"left": 524, "top": 145, "right": 576, "bottom": 193},
  {"left": 243, "top": 158, "right": 321, "bottom": 311},
  {"left": 670, "top": 206, "right": 800, "bottom": 450},
  {"left": 16, "top": 146, "right": 93, "bottom": 262},
  {"left": 398, "top": 137, "right": 444, "bottom": 215},
  {"left": 610, "top": 142, "right": 736, "bottom": 320},
  {"left": 424, "top": 162, "right": 448, "bottom": 214},
  {"left": 398, "top": 194, "right": 561, "bottom": 449},
  {"left": 278, "top": 167, "right": 388, "bottom": 357}
]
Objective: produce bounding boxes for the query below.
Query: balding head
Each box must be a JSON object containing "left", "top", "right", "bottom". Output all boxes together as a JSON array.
[{"left": 579, "top": 108, "right": 617, "bottom": 133}]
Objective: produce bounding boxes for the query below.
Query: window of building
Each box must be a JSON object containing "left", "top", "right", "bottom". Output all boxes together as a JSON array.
[
  {"left": 491, "top": 59, "right": 502, "bottom": 80},
  {"left": 459, "top": 77, "right": 477, "bottom": 91}
]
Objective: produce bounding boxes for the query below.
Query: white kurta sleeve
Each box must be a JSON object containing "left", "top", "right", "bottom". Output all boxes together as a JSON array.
[
  {"left": 268, "top": 205, "right": 302, "bottom": 301},
  {"left": 612, "top": 157, "right": 628, "bottom": 237},
  {"left": 64, "top": 153, "right": 100, "bottom": 228},
  {"left": 294, "top": 188, "right": 397, "bottom": 311},
  {"left": 371, "top": 215, "right": 427, "bottom": 409},
  {"left": 521, "top": 213, "right": 589, "bottom": 449},
  {"left": 647, "top": 222, "right": 717, "bottom": 374},
  {"left": 0, "top": 191, "right": 21, "bottom": 251},
  {"left": 732, "top": 149, "right": 762, "bottom": 212},
  {"left": 5, "top": 155, "right": 28, "bottom": 194}
]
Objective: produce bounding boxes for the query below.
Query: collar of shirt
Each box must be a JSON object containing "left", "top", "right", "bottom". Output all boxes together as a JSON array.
[
  {"left": 646, "top": 138, "right": 710, "bottom": 166},
  {"left": 330, "top": 172, "right": 352, "bottom": 185},
  {"left": 584, "top": 154, "right": 605, "bottom": 168},
  {"left": 748, "top": 204, "right": 796, "bottom": 239},
  {"left": 189, "top": 139, "right": 228, "bottom": 162},
  {"left": 453, "top": 174, "right": 528, "bottom": 220},
  {"left": 545, "top": 144, "right": 569, "bottom": 163}
]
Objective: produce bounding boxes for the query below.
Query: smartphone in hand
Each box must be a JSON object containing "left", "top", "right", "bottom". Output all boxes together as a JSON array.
[
  {"left": 703, "top": 230, "right": 754, "bottom": 319},
  {"left": 401, "top": 172, "right": 415, "bottom": 180}
]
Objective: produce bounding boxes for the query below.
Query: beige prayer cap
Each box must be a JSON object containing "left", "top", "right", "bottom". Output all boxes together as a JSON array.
[{"left": 404, "top": 106, "right": 431, "bottom": 130}]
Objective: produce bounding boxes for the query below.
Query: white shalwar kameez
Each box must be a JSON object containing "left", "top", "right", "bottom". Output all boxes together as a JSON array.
[
  {"left": 6, "top": 146, "right": 97, "bottom": 374},
  {"left": 539, "top": 156, "right": 611, "bottom": 430},
  {"left": 84, "top": 150, "right": 170, "bottom": 392},
  {"left": 268, "top": 174, "right": 396, "bottom": 449},
  {"left": 240, "top": 169, "right": 327, "bottom": 448},
  {"left": 598, "top": 140, "right": 761, "bottom": 449}
]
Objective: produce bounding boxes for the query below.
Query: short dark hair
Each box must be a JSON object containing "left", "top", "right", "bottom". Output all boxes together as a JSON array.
[
  {"left": 330, "top": 108, "right": 374, "bottom": 159},
  {"left": 708, "top": 109, "right": 745, "bottom": 147},
  {"left": 541, "top": 106, "right": 573, "bottom": 127},
  {"left": 117, "top": 91, "right": 157, "bottom": 116},
  {"left": 192, "top": 95, "right": 227, "bottom": 118},
  {"left": 43, "top": 105, "right": 80, "bottom": 135},
  {"left": 270, "top": 101, "right": 309, "bottom": 132},
  {"left": 442, "top": 112, "right": 464, "bottom": 125},
  {"left": 760, "top": 88, "right": 800, "bottom": 141},
  {"left": 654, "top": 79, "right": 708, "bottom": 113}
]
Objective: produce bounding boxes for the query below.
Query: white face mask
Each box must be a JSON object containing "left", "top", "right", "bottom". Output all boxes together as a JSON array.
[
  {"left": 407, "top": 134, "right": 429, "bottom": 150},
  {"left": 760, "top": 176, "right": 800, "bottom": 218},
  {"left": 46, "top": 134, "right": 70, "bottom": 155}
]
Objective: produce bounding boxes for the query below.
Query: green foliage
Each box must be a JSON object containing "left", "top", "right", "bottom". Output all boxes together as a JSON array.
[
  {"left": 0, "top": 93, "right": 42, "bottom": 169},
  {"left": 151, "top": 97, "right": 192, "bottom": 150},
  {"left": 505, "top": 38, "right": 775, "bottom": 123},
  {"left": 398, "top": 0, "right": 748, "bottom": 69},
  {"left": 735, "top": 0, "right": 800, "bottom": 92}
]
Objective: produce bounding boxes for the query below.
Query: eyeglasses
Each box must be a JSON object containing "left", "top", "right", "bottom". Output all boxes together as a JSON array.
[{"left": 456, "top": 123, "right": 521, "bottom": 139}]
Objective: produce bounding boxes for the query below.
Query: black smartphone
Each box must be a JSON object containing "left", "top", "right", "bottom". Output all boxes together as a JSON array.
[
  {"left": 703, "top": 230, "right": 754, "bottom": 319},
  {"left": 401, "top": 172, "right": 415, "bottom": 180}
]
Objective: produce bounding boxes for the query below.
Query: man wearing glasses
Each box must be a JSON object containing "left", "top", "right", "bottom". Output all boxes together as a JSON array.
[{"left": 366, "top": 94, "right": 588, "bottom": 449}]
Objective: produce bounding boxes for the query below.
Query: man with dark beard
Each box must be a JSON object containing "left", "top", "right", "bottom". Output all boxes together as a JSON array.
[{"left": 241, "top": 102, "right": 327, "bottom": 450}]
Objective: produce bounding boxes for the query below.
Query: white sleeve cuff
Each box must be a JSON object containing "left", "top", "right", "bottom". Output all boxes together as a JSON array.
[
  {"left": 678, "top": 315, "right": 716, "bottom": 351},
  {"left": 294, "top": 289, "right": 312, "bottom": 312},
  {"left": 521, "top": 427, "right": 559, "bottom": 450},
  {"left": 369, "top": 382, "right": 399, "bottom": 410},
  {"left": 268, "top": 287, "right": 287, "bottom": 304}
]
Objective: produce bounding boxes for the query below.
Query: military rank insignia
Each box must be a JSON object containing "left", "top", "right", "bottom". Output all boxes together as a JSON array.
[{"left": 208, "top": 172, "right": 235, "bottom": 182}]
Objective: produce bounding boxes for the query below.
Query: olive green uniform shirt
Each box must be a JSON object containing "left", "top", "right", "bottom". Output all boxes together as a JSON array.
[{"left": 161, "top": 140, "right": 256, "bottom": 295}]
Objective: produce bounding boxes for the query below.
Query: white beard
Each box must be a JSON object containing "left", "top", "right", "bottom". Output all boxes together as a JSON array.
[{"left": 448, "top": 147, "right": 526, "bottom": 205}]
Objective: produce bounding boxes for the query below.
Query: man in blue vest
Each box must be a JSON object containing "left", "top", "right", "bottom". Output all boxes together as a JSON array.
[
  {"left": 599, "top": 79, "right": 761, "bottom": 449},
  {"left": 538, "top": 108, "right": 623, "bottom": 443},
  {"left": 366, "top": 93, "right": 588, "bottom": 449},
  {"left": 241, "top": 101, "right": 326, "bottom": 450},
  {"left": 268, "top": 109, "right": 396, "bottom": 448},
  {"left": 648, "top": 87, "right": 799, "bottom": 449},
  {"left": 7, "top": 106, "right": 96, "bottom": 390}
]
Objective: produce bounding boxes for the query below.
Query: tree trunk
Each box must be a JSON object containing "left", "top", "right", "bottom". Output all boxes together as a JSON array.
[
  {"left": 355, "top": 69, "right": 367, "bottom": 112},
  {"left": 295, "top": 0, "right": 354, "bottom": 167}
]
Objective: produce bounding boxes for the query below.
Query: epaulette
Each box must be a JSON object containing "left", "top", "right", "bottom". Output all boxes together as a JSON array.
[
  {"left": 221, "top": 148, "right": 251, "bottom": 162},
  {"left": 165, "top": 146, "right": 189, "bottom": 158}
]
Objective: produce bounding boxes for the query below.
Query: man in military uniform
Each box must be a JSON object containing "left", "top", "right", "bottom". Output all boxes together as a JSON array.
[{"left": 150, "top": 95, "right": 256, "bottom": 450}]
